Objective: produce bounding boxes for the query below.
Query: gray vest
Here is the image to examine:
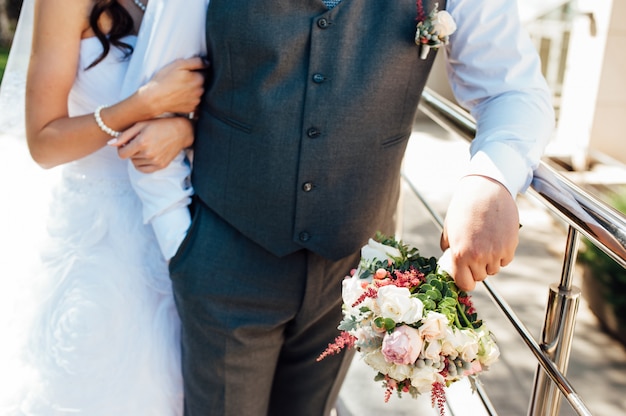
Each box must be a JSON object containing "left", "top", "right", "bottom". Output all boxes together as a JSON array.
[{"left": 193, "top": 0, "right": 443, "bottom": 260}]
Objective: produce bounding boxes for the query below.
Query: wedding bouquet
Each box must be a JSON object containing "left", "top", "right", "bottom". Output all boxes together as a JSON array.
[{"left": 318, "top": 233, "right": 499, "bottom": 415}]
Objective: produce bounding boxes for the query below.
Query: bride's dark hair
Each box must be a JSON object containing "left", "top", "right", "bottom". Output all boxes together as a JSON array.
[{"left": 87, "top": 0, "right": 136, "bottom": 69}]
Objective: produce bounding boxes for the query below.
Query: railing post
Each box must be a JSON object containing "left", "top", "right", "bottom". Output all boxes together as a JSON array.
[{"left": 528, "top": 226, "right": 582, "bottom": 416}]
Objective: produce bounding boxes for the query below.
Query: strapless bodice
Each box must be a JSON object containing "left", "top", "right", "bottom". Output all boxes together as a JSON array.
[{"left": 64, "top": 36, "right": 137, "bottom": 180}]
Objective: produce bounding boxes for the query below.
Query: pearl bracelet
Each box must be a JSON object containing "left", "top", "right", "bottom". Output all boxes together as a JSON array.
[{"left": 94, "top": 105, "right": 121, "bottom": 138}]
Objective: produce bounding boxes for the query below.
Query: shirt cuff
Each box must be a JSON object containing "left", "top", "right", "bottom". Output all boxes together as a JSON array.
[
  {"left": 466, "top": 140, "right": 531, "bottom": 197},
  {"left": 127, "top": 151, "right": 193, "bottom": 224},
  {"left": 151, "top": 205, "right": 191, "bottom": 261}
]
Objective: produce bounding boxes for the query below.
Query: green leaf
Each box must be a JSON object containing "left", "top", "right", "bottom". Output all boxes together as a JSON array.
[
  {"left": 419, "top": 283, "right": 434, "bottom": 293},
  {"left": 425, "top": 289, "right": 442, "bottom": 301},
  {"left": 374, "top": 372, "right": 386, "bottom": 382},
  {"left": 373, "top": 317, "right": 386, "bottom": 330},
  {"left": 384, "top": 318, "right": 396, "bottom": 331},
  {"left": 423, "top": 299, "right": 436, "bottom": 310},
  {"left": 372, "top": 316, "right": 396, "bottom": 332},
  {"left": 338, "top": 316, "right": 359, "bottom": 331}
]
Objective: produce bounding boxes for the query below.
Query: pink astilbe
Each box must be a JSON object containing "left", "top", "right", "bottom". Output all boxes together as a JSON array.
[
  {"left": 431, "top": 382, "right": 447, "bottom": 416},
  {"left": 382, "top": 376, "right": 414, "bottom": 402},
  {"left": 352, "top": 286, "right": 379, "bottom": 308},
  {"left": 392, "top": 268, "right": 425, "bottom": 289},
  {"left": 458, "top": 295, "right": 476, "bottom": 315},
  {"left": 316, "top": 332, "right": 357, "bottom": 361},
  {"left": 384, "top": 377, "right": 395, "bottom": 403},
  {"left": 382, "top": 375, "right": 405, "bottom": 402}
]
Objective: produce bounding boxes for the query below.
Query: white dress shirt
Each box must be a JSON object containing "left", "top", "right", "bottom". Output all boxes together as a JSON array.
[
  {"left": 137, "top": 0, "right": 553, "bottom": 260},
  {"left": 122, "top": 0, "right": 208, "bottom": 260},
  {"left": 445, "top": 0, "right": 554, "bottom": 197}
]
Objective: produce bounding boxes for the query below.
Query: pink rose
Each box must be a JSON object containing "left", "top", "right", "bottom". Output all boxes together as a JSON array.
[
  {"left": 381, "top": 325, "right": 423, "bottom": 365},
  {"left": 463, "top": 360, "right": 482, "bottom": 376}
]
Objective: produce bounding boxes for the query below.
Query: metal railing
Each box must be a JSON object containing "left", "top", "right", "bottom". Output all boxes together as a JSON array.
[{"left": 404, "top": 88, "right": 626, "bottom": 416}]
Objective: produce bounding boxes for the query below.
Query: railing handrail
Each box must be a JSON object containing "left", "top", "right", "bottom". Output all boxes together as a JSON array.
[
  {"left": 410, "top": 87, "right": 626, "bottom": 416},
  {"left": 418, "top": 88, "right": 626, "bottom": 268}
]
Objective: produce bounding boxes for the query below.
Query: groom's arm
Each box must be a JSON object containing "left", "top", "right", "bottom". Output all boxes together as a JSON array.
[
  {"left": 438, "top": 0, "right": 555, "bottom": 291},
  {"left": 114, "top": 116, "right": 196, "bottom": 260}
]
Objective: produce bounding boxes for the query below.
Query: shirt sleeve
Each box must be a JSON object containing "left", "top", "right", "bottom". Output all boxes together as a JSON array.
[
  {"left": 127, "top": 150, "right": 193, "bottom": 260},
  {"left": 444, "top": 0, "right": 555, "bottom": 196}
]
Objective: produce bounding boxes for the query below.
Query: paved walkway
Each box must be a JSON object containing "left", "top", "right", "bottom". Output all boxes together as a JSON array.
[{"left": 336, "top": 119, "right": 626, "bottom": 415}]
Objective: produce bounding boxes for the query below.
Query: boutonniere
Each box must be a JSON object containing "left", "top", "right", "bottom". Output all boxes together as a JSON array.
[{"left": 414, "top": 2, "right": 457, "bottom": 60}]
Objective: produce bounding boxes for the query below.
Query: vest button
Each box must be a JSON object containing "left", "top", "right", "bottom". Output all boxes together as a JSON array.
[
  {"left": 302, "top": 182, "right": 313, "bottom": 192},
  {"left": 312, "top": 73, "right": 326, "bottom": 83},
  {"left": 299, "top": 231, "right": 311, "bottom": 242},
  {"left": 307, "top": 127, "right": 321, "bottom": 138},
  {"left": 317, "top": 18, "right": 330, "bottom": 29}
]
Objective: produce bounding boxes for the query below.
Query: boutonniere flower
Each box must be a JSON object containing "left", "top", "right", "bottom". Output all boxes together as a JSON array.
[{"left": 414, "top": 2, "right": 457, "bottom": 60}]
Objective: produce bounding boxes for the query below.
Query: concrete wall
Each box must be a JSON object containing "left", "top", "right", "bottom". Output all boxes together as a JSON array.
[
  {"left": 425, "top": 1, "right": 626, "bottom": 169},
  {"left": 588, "top": 0, "right": 626, "bottom": 164}
]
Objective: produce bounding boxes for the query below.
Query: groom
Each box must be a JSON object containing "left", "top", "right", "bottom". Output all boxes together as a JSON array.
[{"left": 125, "top": 0, "right": 554, "bottom": 414}]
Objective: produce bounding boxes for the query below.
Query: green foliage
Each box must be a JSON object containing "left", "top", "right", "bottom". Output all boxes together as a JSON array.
[
  {"left": 373, "top": 231, "right": 439, "bottom": 275},
  {"left": 0, "top": 45, "right": 9, "bottom": 83},
  {"left": 338, "top": 315, "right": 359, "bottom": 332},
  {"left": 578, "top": 190, "right": 626, "bottom": 321},
  {"left": 369, "top": 233, "right": 480, "bottom": 331},
  {"left": 373, "top": 317, "right": 396, "bottom": 333}
]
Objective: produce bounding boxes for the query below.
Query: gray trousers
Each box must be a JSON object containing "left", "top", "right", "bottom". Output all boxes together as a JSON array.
[{"left": 169, "top": 199, "right": 357, "bottom": 416}]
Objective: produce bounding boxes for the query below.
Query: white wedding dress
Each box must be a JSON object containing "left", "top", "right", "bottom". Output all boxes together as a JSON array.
[{"left": 0, "top": 36, "right": 183, "bottom": 415}]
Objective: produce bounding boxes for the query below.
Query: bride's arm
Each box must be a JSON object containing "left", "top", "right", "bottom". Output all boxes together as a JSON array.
[
  {"left": 25, "top": 0, "right": 206, "bottom": 169},
  {"left": 115, "top": 117, "right": 195, "bottom": 173}
]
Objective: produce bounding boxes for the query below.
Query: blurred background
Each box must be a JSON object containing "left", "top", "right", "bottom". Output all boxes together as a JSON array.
[{"left": 1, "top": 1, "right": 625, "bottom": 415}]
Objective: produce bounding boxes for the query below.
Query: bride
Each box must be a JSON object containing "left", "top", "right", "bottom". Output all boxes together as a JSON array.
[{"left": 0, "top": 0, "right": 208, "bottom": 414}]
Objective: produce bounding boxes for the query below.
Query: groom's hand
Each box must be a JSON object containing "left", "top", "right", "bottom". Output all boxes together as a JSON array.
[
  {"left": 439, "top": 175, "right": 519, "bottom": 291},
  {"left": 113, "top": 117, "right": 194, "bottom": 173}
]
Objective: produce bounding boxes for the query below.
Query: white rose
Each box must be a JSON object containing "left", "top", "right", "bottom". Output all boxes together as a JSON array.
[
  {"left": 410, "top": 365, "right": 443, "bottom": 393},
  {"left": 480, "top": 341, "right": 500, "bottom": 367},
  {"left": 476, "top": 326, "right": 500, "bottom": 366},
  {"left": 361, "top": 238, "right": 402, "bottom": 265},
  {"left": 432, "top": 10, "right": 457, "bottom": 38},
  {"left": 342, "top": 276, "right": 366, "bottom": 311},
  {"left": 377, "top": 285, "right": 424, "bottom": 324},
  {"left": 388, "top": 363, "right": 413, "bottom": 382},
  {"left": 422, "top": 339, "right": 442, "bottom": 361},
  {"left": 440, "top": 327, "right": 461, "bottom": 359},
  {"left": 419, "top": 311, "right": 449, "bottom": 341},
  {"left": 363, "top": 350, "right": 393, "bottom": 375},
  {"left": 342, "top": 278, "right": 379, "bottom": 319},
  {"left": 458, "top": 329, "right": 479, "bottom": 362}
]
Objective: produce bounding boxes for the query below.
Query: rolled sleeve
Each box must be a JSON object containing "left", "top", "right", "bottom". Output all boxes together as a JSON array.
[
  {"left": 128, "top": 150, "right": 193, "bottom": 260},
  {"left": 445, "top": 0, "right": 555, "bottom": 196}
]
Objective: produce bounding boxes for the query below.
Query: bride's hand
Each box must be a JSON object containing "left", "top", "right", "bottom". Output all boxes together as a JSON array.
[
  {"left": 112, "top": 117, "right": 194, "bottom": 173},
  {"left": 138, "top": 57, "right": 209, "bottom": 117}
]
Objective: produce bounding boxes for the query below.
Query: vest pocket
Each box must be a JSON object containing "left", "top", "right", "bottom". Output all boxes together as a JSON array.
[{"left": 203, "top": 106, "right": 253, "bottom": 134}]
